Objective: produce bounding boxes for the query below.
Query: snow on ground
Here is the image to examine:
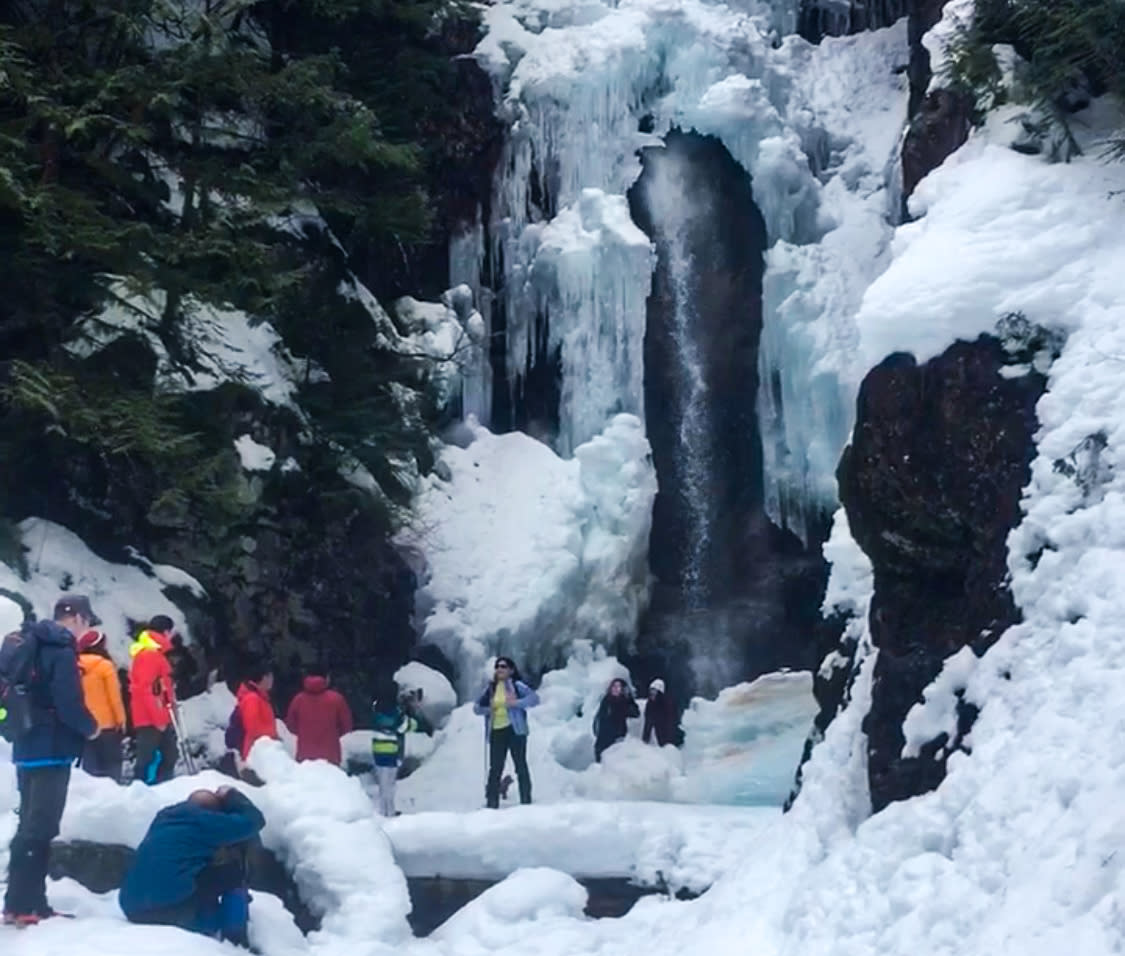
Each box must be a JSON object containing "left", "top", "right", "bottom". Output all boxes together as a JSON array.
[
  {"left": 401, "top": 417, "right": 656, "bottom": 694},
  {"left": 0, "top": 517, "right": 194, "bottom": 662},
  {"left": 391, "top": 642, "right": 813, "bottom": 813}
]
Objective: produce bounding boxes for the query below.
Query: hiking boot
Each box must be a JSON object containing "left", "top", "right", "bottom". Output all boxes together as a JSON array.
[{"left": 3, "top": 912, "right": 42, "bottom": 927}]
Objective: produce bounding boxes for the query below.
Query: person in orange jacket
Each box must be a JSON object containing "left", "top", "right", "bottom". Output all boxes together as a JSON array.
[
  {"left": 77, "top": 630, "right": 126, "bottom": 781},
  {"left": 130, "top": 616, "right": 178, "bottom": 785},
  {"left": 235, "top": 664, "right": 278, "bottom": 762}
]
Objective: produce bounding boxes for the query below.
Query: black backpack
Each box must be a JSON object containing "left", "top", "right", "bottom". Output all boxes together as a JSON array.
[{"left": 0, "top": 624, "right": 40, "bottom": 743}]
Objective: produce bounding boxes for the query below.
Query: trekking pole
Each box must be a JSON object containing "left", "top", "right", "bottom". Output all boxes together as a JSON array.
[{"left": 170, "top": 699, "right": 198, "bottom": 775}]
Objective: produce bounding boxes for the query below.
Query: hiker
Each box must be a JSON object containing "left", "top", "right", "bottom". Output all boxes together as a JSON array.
[
  {"left": 130, "top": 616, "right": 178, "bottom": 784},
  {"left": 2, "top": 595, "right": 98, "bottom": 926},
  {"left": 473, "top": 656, "right": 539, "bottom": 808},
  {"left": 642, "top": 677, "right": 679, "bottom": 747},
  {"left": 370, "top": 687, "right": 429, "bottom": 816},
  {"left": 119, "top": 786, "right": 264, "bottom": 947},
  {"left": 593, "top": 677, "right": 639, "bottom": 762},
  {"left": 169, "top": 634, "right": 202, "bottom": 699},
  {"left": 77, "top": 629, "right": 126, "bottom": 781},
  {"left": 285, "top": 672, "right": 353, "bottom": 765},
  {"left": 234, "top": 664, "right": 278, "bottom": 762}
]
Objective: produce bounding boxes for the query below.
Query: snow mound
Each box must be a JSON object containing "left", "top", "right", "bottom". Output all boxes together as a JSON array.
[
  {"left": 403, "top": 416, "right": 655, "bottom": 694},
  {"left": 430, "top": 868, "right": 587, "bottom": 943},
  {"left": 393, "top": 661, "right": 458, "bottom": 729}
]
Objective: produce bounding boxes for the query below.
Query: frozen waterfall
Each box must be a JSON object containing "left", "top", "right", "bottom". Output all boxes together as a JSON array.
[{"left": 465, "top": 0, "right": 910, "bottom": 545}]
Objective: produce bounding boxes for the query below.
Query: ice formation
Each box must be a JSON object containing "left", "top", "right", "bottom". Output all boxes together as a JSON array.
[
  {"left": 462, "top": 0, "right": 909, "bottom": 544},
  {"left": 401, "top": 415, "right": 656, "bottom": 694}
]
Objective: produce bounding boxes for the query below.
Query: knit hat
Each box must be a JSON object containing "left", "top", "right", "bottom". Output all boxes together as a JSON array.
[
  {"left": 77, "top": 629, "right": 106, "bottom": 653},
  {"left": 649, "top": 678, "right": 665, "bottom": 694}
]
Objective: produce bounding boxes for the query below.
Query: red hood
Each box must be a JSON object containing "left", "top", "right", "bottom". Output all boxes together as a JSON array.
[
  {"left": 238, "top": 681, "right": 268, "bottom": 701},
  {"left": 303, "top": 676, "right": 328, "bottom": 694}
]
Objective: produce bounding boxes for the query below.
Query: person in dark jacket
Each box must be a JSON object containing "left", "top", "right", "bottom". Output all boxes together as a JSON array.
[
  {"left": 593, "top": 678, "right": 639, "bottom": 762},
  {"left": 3, "top": 595, "right": 98, "bottom": 926},
  {"left": 285, "top": 673, "right": 353, "bottom": 765},
  {"left": 120, "top": 786, "right": 265, "bottom": 947},
  {"left": 473, "top": 657, "right": 539, "bottom": 808},
  {"left": 642, "top": 678, "right": 679, "bottom": 747}
]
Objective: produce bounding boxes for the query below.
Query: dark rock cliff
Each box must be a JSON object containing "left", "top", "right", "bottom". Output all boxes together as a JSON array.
[{"left": 836, "top": 337, "right": 1044, "bottom": 811}]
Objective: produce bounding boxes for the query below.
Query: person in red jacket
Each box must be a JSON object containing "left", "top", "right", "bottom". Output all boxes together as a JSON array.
[
  {"left": 284, "top": 673, "right": 353, "bottom": 765},
  {"left": 235, "top": 665, "right": 278, "bottom": 762},
  {"left": 129, "top": 616, "right": 178, "bottom": 785}
]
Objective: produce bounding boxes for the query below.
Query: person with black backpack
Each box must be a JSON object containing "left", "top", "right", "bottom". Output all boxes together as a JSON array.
[{"left": 0, "top": 595, "right": 97, "bottom": 926}]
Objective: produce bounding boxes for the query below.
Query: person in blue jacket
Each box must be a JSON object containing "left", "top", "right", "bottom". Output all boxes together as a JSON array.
[
  {"left": 3, "top": 594, "right": 98, "bottom": 926},
  {"left": 473, "top": 656, "right": 539, "bottom": 808},
  {"left": 120, "top": 786, "right": 265, "bottom": 947}
]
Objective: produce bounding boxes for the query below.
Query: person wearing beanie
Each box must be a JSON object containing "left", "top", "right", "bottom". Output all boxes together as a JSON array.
[
  {"left": 642, "top": 677, "right": 680, "bottom": 748},
  {"left": 77, "top": 629, "right": 126, "bottom": 781}
]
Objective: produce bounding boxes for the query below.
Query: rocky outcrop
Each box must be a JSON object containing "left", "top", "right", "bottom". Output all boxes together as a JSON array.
[
  {"left": 901, "top": 0, "right": 973, "bottom": 205},
  {"left": 901, "top": 87, "right": 974, "bottom": 200},
  {"left": 837, "top": 337, "right": 1045, "bottom": 811}
]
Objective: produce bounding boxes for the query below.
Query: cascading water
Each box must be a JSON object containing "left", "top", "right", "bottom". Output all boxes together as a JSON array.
[{"left": 644, "top": 151, "right": 716, "bottom": 607}]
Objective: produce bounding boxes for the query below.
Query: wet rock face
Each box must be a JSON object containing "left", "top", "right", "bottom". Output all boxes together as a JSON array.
[
  {"left": 837, "top": 337, "right": 1045, "bottom": 812},
  {"left": 902, "top": 88, "right": 974, "bottom": 201},
  {"left": 797, "top": 0, "right": 909, "bottom": 42},
  {"left": 624, "top": 130, "right": 834, "bottom": 697},
  {"left": 901, "top": 0, "right": 973, "bottom": 205}
]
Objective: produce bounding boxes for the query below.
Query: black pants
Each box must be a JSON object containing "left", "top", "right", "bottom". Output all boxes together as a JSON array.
[
  {"left": 486, "top": 727, "right": 531, "bottom": 808},
  {"left": 4, "top": 765, "right": 71, "bottom": 916},
  {"left": 135, "top": 725, "right": 178, "bottom": 785},
  {"left": 82, "top": 730, "right": 123, "bottom": 782}
]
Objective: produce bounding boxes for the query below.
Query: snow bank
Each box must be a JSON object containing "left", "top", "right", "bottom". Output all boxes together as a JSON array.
[
  {"left": 403, "top": 416, "right": 655, "bottom": 693},
  {"left": 0, "top": 517, "right": 194, "bottom": 662},
  {"left": 429, "top": 868, "right": 587, "bottom": 945},
  {"left": 385, "top": 802, "right": 776, "bottom": 893}
]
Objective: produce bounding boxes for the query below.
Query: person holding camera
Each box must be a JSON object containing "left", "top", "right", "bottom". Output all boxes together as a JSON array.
[{"left": 370, "top": 685, "right": 430, "bottom": 817}]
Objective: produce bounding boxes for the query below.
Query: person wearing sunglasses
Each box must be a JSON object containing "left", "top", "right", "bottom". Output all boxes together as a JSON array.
[{"left": 473, "top": 657, "right": 539, "bottom": 808}]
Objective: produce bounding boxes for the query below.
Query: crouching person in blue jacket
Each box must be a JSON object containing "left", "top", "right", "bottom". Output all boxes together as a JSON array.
[{"left": 119, "top": 787, "right": 264, "bottom": 947}]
